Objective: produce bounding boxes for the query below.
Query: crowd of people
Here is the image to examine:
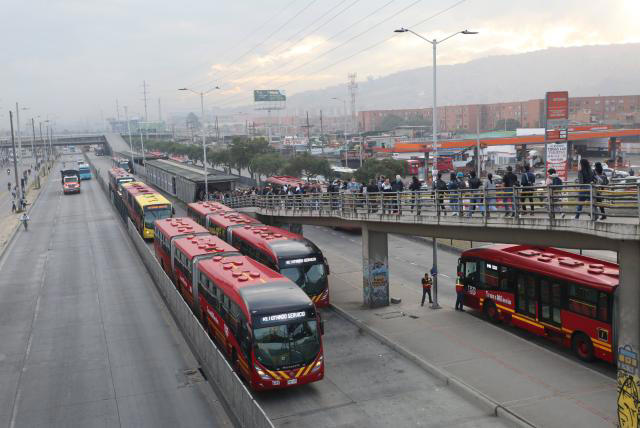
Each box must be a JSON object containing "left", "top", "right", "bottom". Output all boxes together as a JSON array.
[{"left": 199, "top": 160, "right": 623, "bottom": 220}]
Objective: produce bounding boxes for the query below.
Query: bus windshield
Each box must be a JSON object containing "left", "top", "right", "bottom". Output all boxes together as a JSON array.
[
  {"left": 280, "top": 262, "right": 327, "bottom": 296},
  {"left": 143, "top": 206, "right": 172, "bottom": 229},
  {"left": 63, "top": 176, "right": 78, "bottom": 183},
  {"left": 253, "top": 320, "right": 320, "bottom": 370}
]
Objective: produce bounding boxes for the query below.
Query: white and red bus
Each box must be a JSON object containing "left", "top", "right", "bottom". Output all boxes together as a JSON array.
[
  {"left": 229, "top": 225, "right": 330, "bottom": 307},
  {"left": 154, "top": 217, "right": 209, "bottom": 280},
  {"left": 458, "top": 245, "right": 618, "bottom": 363},
  {"left": 171, "top": 234, "right": 239, "bottom": 308},
  {"left": 186, "top": 201, "right": 234, "bottom": 232},
  {"left": 196, "top": 254, "right": 324, "bottom": 390}
]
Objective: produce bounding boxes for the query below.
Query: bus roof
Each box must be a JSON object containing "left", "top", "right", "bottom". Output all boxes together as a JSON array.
[
  {"left": 174, "top": 234, "right": 239, "bottom": 260},
  {"left": 122, "top": 181, "right": 156, "bottom": 196},
  {"left": 207, "top": 210, "right": 261, "bottom": 229},
  {"left": 231, "top": 225, "right": 322, "bottom": 261},
  {"left": 187, "top": 201, "right": 233, "bottom": 216},
  {"left": 198, "top": 255, "right": 311, "bottom": 318},
  {"left": 266, "top": 176, "right": 305, "bottom": 187},
  {"left": 462, "top": 245, "right": 619, "bottom": 292},
  {"left": 135, "top": 193, "right": 171, "bottom": 208},
  {"left": 155, "top": 217, "right": 208, "bottom": 240},
  {"left": 108, "top": 167, "right": 129, "bottom": 177}
]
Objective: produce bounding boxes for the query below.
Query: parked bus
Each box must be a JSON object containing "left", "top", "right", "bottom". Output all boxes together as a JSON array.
[
  {"left": 196, "top": 254, "right": 324, "bottom": 390},
  {"left": 458, "top": 245, "right": 618, "bottom": 363},
  {"left": 153, "top": 217, "right": 209, "bottom": 280},
  {"left": 121, "top": 182, "right": 173, "bottom": 239},
  {"left": 171, "top": 234, "right": 239, "bottom": 308},
  {"left": 78, "top": 163, "right": 92, "bottom": 180},
  {"left": 186, "top": 201, "right": 234, "bottom": 231},
  {"left": 228, "top": 225, "right": 330, "bottom": 307}
]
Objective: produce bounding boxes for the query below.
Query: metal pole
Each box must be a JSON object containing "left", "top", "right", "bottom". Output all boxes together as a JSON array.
[
  {"left": 39, "top": 122, "right": 46, "bottom": 162},
  {"left": 9, "top": 112, "right": 20, "bottom": 205},
  {"left": 476, "top": 114, "right": 481, "bottom": 177},
  {"left": 31, "top": 118, "right": 38, "bottom": 168},
  {"left": 139, "top": 127, "right": 146, "bottom": 168},
  {"left": 15, "top": 103, "right": 22, "bottom": 184},
  {"left": 201, "top": 92, "right": 208, "bottom": 200},
  {"left": 431, "top": 40, "right": 441, "bottom": 310},
  {"left": 344, "top": 100, "right": 348, "bottom": 167},
  {"left": 124, "top": 106, "right": 134, "bottom": 171}
]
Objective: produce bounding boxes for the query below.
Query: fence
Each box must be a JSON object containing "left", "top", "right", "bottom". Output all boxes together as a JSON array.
[
  {"left": 88, "top": 157, "right": 274, "bottom": 428},
  {"left": 223, "top": 183, "right": 640, "bottom": 223}
]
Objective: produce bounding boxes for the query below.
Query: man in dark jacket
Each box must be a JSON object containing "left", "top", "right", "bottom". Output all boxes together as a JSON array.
[
  {"left": 467, "top": 170, "right": 482, "bottom": 216},
  {"left": 409, "top": 176, "right": 421, "bottom": 214},
  {"left": 520, "top": 164, "right": 536, "bottom": 213},
  {"left": 447, "top": 172, "right": 459, "bottom": 215},
  {"left": 366, "top": 179, "right": 379, "bottom": 213},
  {"left": 391, "top": 175, "right": 404, "bottom": 213},
  {"left": 502, "top": 166, "right": 519, "bottom": 217}
]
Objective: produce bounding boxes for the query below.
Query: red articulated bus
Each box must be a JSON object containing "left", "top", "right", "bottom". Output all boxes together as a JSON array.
[
  {"left": 205, "top": 210, "right": 261, "bottom": 242},
  {"left": 186, "top": 201, "right": 234, "bottom": 231},
  {"left": 458, "top": 245, "right": 618, "bottom": 363},
  {"left": 196, "top": 255, "right": 324, "bottom": 390},
  {"left": 172, "top": 234, "right": 240, "bottom": 308},
  {"left": 228, "top": 225, "right": 330, "bottom": 307},
  {"left": 153, "top": 217, "right": 209, "bottom": 280}
]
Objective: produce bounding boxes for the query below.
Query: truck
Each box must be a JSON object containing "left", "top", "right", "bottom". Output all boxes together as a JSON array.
[{"left": 61, "top": 169, "right": 81, "bottom": 194}]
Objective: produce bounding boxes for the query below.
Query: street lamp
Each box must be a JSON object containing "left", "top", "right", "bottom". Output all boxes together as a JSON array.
[
  {"left": 179, "top": 86, "right": 220, "bottom": 200},
  {"left": 331, "top": 97, "right": 349, "bottom": 167},
  {"left": 395, "top": 26, "right": 478, "bottom": 310}
]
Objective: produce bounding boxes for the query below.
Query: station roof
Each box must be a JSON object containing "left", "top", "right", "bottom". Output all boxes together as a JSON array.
[{"left": 145, "top": 159, "right": 238, "bottom": 184}]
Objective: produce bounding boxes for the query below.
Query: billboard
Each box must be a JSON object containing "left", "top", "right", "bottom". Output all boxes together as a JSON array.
[
  {"left": 546, "top": 142, "right": 568, "bottom": 181},
  {"left": 545, "top": 91, "right": 569, "bottom": 120},
  {"left": 254, "top": 90, "right": 286, "bottom": 102}
]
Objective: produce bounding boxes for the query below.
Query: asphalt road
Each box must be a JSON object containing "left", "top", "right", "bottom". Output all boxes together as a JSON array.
[{"left": 0, "top": 155, "right": 232, "bottom": 427}]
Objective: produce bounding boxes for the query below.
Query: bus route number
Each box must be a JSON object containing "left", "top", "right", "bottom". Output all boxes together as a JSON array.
[{"left": 467, "top": 285, "right": 477, "bottom": 296}]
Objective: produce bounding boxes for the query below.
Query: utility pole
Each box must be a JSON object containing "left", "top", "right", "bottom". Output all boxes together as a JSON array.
[
  {"left": 319, "top": 110, "right": 324, "bottom": 154},
  {"left": 476, "top": 114, "right": 481, "bottom": 177},
  {"left": 215, "top": 116, "right": 219, "bottom": 143},
  {"left": 123, "top": 106, "right": 134, "bottom": 170},
  {"left": 304, "top": 111, "right": 312, "bottom": 152},
  {"left": 30, "top": 119, "right": 40, "bottom": 188},
  {"left": 15, "top": 103, "right": 22, "bottom": 170},
  {"left": 9, "top": 111, "right": 21, "bottom": 204},
  {"left": 116, "top": 98, "right": 120, "bottom": 121},
  {"left": 142, "top": 80, "right": 149, "bottom": 121},
  {"left": 139, "top": 126, "right": 146, "bottom": 168}
]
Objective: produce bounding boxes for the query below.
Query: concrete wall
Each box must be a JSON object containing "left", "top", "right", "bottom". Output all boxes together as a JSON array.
[{"left": 362, "top": 226, "right": 389, "bottom": 308}]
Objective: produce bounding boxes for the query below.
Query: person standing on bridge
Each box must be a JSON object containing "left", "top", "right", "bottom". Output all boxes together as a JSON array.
[
  {"left": 502, "top": 166, "right": 519, "bottom": 217},
  {"left": 421, "top": 273, "right": 433, "bottom": 306},
  {"left": 593, "top": 162, "right": 608, "bottom": 220},
  {"left": 575, "top": 158, "right": 595, "bottom": 219}
]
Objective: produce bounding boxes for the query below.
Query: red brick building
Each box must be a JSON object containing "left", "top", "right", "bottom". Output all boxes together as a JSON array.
[{"left": 358, "top": 94, "right": 640, "bottom": 133}]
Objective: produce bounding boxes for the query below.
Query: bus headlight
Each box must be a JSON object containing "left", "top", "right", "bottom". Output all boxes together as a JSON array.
[
  {"left": 254, "top": 365, "right": 271, "bottom": 380},
  {"left": 311, "top": 356, "right": 323, "bottom": 372}
]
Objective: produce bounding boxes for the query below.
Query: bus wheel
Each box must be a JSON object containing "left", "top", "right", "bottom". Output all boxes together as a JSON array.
[
  {"left": 572, "top": 332, "right": 595, "bottom": 362},
  {"left": 483, "top": 301, "right": 500, "bottom": 324}
]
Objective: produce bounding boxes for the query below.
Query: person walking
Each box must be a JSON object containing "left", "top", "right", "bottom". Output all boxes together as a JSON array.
[
  {"left": 502, "top": 166, "right": 519, "bottom": 216},
  {"left": 545, "top": 168, "right": 563, "bottom": 218},
  {"left": 520, "top": 164, "right": 536, "bottom": 214},
  {"left": 19, "top": 212, "right": 29, "bottom": 231},
  {"left": 366, "top": 179, "right": 379, "bottom": 213},
  {"left": 421, "top": 273, "right": 433, "bottom": 306},
  {"left": 456, "top": 172, "right": 467, "bottom": 215},
  {"left": 447, "top": 172, "right": 459, "bottom": 215},
  {"left": 575, "top": 158, "right": 595, "bottom": 219},
  {"left": 409, "top": 176, "right": 421, "bottom": 214},
  {"left": 391, "top": 175, "right": 404, "bottom": 214},
  {"left": 594, "top": 161, "right": 608, "bottom": 220},
  {"left": 467, "top": 171, "right": 482, "bottom": 217},
  {"left": 455, "top": 278, "right": 465, "bottom": 311},
  {"left": 484, "top": 173, "right": 498, "bottom": 215},
  {"left": 381, "top": 177, "right": 393, "bottom": 214},
  {"left": 11, "top": 200, "right": 16, "bottom": 213},
  {"left": 433, "top": 172, "right": 447, "bottom": 215}
]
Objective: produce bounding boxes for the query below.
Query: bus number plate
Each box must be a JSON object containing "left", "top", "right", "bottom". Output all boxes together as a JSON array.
[
  {"left": 287, "top": 379, "right": 298, "bottom": 385},
  {"left": 467, "top": 286, "right": 476, "bottom": 295}
]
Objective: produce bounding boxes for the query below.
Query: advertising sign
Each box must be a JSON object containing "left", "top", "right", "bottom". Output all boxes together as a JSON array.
[
  {"left": 545, "top": 128, "right": 567, "bottom": 141},
  {"left": 546, "top": 91, "right": 569, "bottom": 120},
  {"left": 254, "top": 90, "right": 286, "bottom": 102},
  {"left": 546, "top": 142, "right": 568, "bottom": 181}
]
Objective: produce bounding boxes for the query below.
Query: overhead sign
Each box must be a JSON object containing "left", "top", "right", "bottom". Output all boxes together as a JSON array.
[
  {"left": 546, "top": 91, "right": 569, "bottom": 120},
  {"left": 260, "top": 311, "right": 306, "bottom": 323},
  {"left": 546, "top": 142, "right": 568, "bottom": 181},
  {"left": 254, "top": 90, "right": 286, "bottom": 102},
  {"left": 545, "top": 129, "right": 567, "bottom": 141}
]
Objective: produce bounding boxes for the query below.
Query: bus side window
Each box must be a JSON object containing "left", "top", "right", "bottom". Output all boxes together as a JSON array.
[
  {"left": 464, "top": 260, "right": 478, "bottom": 285},
  {"left": 239, "top": 317, "right": 251, "bottom": 360},
  {"left": 499, "top": 266, "right": 516, "bottom": 292},
  {"left": 597, "top": 292, "right": 609, "bottom": 323},
  {"left": 221, "top": 294, "right": 230, "bottom": 322},
  {"left": 481, "top": 262, "right": 499, "bottom": 290}
]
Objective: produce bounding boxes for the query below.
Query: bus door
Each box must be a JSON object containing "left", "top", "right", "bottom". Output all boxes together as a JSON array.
[
  {"left": 461, "top": 259, "right": 481, "bottom": 308},
  {"left": 515, "top": 273, "right": 538, "bottom": 320}
]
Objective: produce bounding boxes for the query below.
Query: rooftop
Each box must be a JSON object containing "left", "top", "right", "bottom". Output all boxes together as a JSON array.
[{"left": 146, "top": 159, "right": 239, "bottom": 184}]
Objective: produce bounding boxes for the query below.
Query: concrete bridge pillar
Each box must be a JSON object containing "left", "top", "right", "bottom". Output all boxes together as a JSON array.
[
  {"left": 616, "top": 241, "right": 640, "bottom": 426},
  {"left": 362, "top": 225, "right": 389, "bottom": 308}
]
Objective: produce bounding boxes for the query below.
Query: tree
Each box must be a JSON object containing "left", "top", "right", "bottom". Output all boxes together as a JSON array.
[
  {"left": 250, "top": 153, "right": 284, "bottom": 184},
  {"left": 208, "top": 149, "right": 232, "bottom": 174},
  {"left": 281, "top": 153, "right": 331, "bottom": 180},
  {"left": 377, "top": 114, "right": 404, "bottom": 131},
  {"left": 354, "top": 158, "right": 407, "bottom": 182}
]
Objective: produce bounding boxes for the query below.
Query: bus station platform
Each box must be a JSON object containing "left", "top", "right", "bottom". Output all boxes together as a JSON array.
[{"left": 322, "top": 236, "right": 617, "bottom": 428}]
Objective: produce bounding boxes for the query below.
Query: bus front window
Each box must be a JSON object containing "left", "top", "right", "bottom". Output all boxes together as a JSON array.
[
  {"left": 144, "top": 207, "right": 172, "bottom": 229},
  {"left": 253, "top": 321, "right": 320, "bottom": 370},
  {"left": 281, "top": 263, "right": 327, "bottom": 296}
]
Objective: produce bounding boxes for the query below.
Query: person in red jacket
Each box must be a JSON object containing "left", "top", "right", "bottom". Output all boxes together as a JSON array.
[
  {"left": 421, "top": 273, "right": 432, "bottom": 306},
  {"left": 455, "top": 279, "right": 465, "bottom": 311}
]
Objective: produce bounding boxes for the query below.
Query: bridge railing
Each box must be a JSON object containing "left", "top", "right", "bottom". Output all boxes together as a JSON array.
[{"left": 224, "top": 183, "right": 640, "bottom": 222}]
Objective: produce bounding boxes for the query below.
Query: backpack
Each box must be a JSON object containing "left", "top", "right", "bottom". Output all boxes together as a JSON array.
[
  {"left": 436, "top": 179, "right": 447, "bottom": 191},
  {"left": 551, "top": 176, "right": 563, "bottom": 186}
]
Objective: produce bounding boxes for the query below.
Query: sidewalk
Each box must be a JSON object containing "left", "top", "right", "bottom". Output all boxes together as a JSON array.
[{"left": 327, "top": 262, "right": 617, "bottom": 428}]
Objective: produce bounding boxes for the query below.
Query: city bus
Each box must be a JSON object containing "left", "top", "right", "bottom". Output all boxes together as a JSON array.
[
  {"left": 121, "top": 182, "right": 173, "bottom": 239},
  {"left": 228, "top": 225, "right": 330, "bottom": 307},
  {"left": 113, "top": 157, "right": 131, "bottom": 172},
  {"left": 153, "top": 217, "right": 209, "bottom": 280},
  {"left": 196, "top": 254, "right": 324, "bottom": 390},
  {"left": 458, "top": 245, "right": 618, "bottom": 363},
  {"left": 186, "top": 201, "right": 233, "bottom": 231},
  {"left": 78, "top": 163, "right": 92, "bottom": 180},
  {"left": 107, "top": 168, "right": 134, "bottom": 195},
  {"left": 171, "top": 234, "right": 239, "bottom": 309},
  {"left": 204, "top": 210, "right": 260, "bottom": 242}
]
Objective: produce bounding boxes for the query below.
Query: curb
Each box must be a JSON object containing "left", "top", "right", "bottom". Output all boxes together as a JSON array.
[{"left": 329, "top": 303, "right": 537, "bottom": 428}]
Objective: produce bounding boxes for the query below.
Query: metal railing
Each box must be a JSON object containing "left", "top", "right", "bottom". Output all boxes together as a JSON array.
[{"left": 223, "top": 183, "right": 640, "bottom": 223}]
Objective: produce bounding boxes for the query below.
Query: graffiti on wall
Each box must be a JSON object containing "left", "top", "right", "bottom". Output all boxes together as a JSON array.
[
  {"left": 618, "top": 345, "right": 640, "bottom": 428},
  {"left": 363, "top": 260, "right": 389, "bottom": 307}
]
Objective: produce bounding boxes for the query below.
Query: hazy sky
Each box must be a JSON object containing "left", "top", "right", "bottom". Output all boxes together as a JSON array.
[{"left": 2, "top": 0, "right": 639, "bottom": 127}]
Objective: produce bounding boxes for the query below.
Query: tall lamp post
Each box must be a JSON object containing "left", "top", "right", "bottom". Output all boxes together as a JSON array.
[
  {"left": 331, "top": 97, "right": 349, "bottom": 167},
  {"left": 179, "top": 86, "right": 220, "bottom": 200},
  {"left": 394, "top": 27, "right": 478, "bottom": 309}
]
